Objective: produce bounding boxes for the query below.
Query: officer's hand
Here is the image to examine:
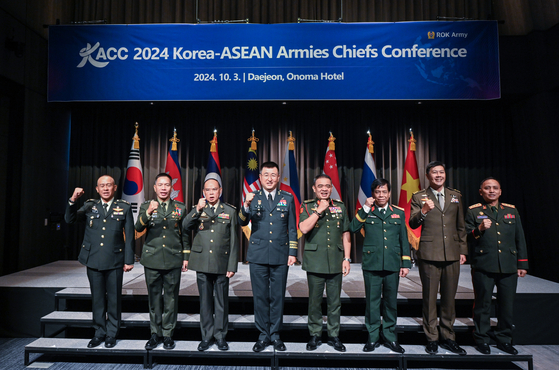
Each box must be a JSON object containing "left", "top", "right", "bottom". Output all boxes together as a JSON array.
[
  {"left": 400, "top": 268, "right": 409, "bottom": 278},
  {"left": 71, "top": 188, "right": 85, "bottom": 202},
  {"left": 244, "top": 192, "right": 255, "bottom": 208},
  {"left": 317, "top": 199, "right": 329, "bottom": 213},
  {"left": 421, "top": 198, "right": 435, "bottom": 214},
  {"left": 342, "top": 260, "right": 351, "bottom": 276},
  {"left": 479, "top": 219, "right": 492, "bottom": 231},
  {"left": 226, "top": 271, "right": 235, "bottom": 278},
  {"left": 287, "top": 256, "right": 297, "bottom": 266},
  {"left": 147, "top": 200, "right": 159, "bottom": 215},
  {"left": 518, "top": 269, "right": 527, "bottom": 278},
  {"left": 196, "top": 198, "right": 206, "bottom": 212},
  {"left": 364, "top": 197, "right": 375, "bottom": 208},
  {"left": 460, "top": 254, "right": 467, "bottom": 265},
  {"left": 123, "top": 264, "right": 134, "bottom": 272},
  {"left": 182, "top": 260, "right": 188, "bottom": 272}
]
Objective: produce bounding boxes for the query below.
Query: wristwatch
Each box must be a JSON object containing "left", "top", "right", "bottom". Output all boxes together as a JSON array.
[
  {"left": 343, "top": 257, "right": 352, "bottom": 262},
  {"left": 313, "top": 210, "right": 322, "bottom": 217}
]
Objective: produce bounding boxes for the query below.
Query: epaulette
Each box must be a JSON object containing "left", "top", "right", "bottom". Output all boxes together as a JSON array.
[
  {"left": 85, "top": 199, "right": 96, "bottom": 203},
  {"left": 303, "top": 199, "right": 315, "bottom": 204},
  {"left": 278, "top": 190, "right": 293, "bottom": 197},
  {"left": 173, "top": 200, "right": 185, "bottom": 205},
  {"left": 223, "top": 202, "right": 237, "bottom": 210},
  {"left": 413, "top": 189, "right": 425, "bottom": 195},
  {"left": 142, "top": 200, "right": 152, "bottom": 204},
  {"left": 332, "top": 199, "right": 344, "bottom": 204},
  {"left": 448, "top": 187, "right": 461, "bottom": 194},
  {"left": 469, "top": 203, "right": 482, "bottom": 209},
  {"left": 392, "top": 205, "right": 404, "bottom": 211},
  {"left": 502, "top": 202, "right": 516, "bottom": 208},
  {"left": 116, "top": 199, "right": 129, "bottom": 204}
]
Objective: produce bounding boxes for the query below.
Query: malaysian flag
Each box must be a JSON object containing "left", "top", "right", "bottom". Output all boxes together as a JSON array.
[{"left": 241, "top": 130, "right": 261, "bottom": 240}]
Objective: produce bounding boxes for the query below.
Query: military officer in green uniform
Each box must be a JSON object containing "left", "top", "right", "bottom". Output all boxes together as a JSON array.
[
  {"left": 299, "top": 174, "right": 351, "bottom": 352},
  {"left": 350, "top": 178, "right": 411, "bottom": 353},
  {"left": 65, "top": 175, "right": 135, "bottom": 349},
  {"left": 238, "top": 161, "right": 298, "bottom": 352},
  {"left": 135, "top": 173, "right": 188, "bottom": 351},
  {"left": 183, "top": 176, "right": 239, "bottom": 352},
  {"left": 466, "top": 177, "right": 528, "bottom": 355}
]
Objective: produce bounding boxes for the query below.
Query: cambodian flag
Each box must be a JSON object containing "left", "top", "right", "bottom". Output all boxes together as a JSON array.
[
  {"left": 122, "top": 129, "right": 145, "bottom": 223},
  {"left": 164, "top": 130, "right": 184, "bottom": 202},
  {"left": 206, "top": 131, "right": 222, "bottom": 199},
  {"left": 356, "top": 134, "right": 377, "bottom": 213},
  {"left": 280, "top": 132, "right": 302, "bottom": 237}
]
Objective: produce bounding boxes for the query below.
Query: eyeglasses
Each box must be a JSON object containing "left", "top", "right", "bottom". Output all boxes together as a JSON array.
[
  {"left": 316, "top": 184, "right": 332, "bottom": 189},
  {"left": 261, "top": 173, "right": 278, "bottom": 179}
]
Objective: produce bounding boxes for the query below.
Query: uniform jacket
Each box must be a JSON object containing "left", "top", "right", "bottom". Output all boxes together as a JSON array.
[
  {"left": 65, "top": 199, "right": 134, "bottom": 270},
  {"left": 409, "top": 187, "right": 467, "bottom": 261},
  {"left": 135, "top": 199, "right": 188, "bottom": 270},
  {"left": 183, "top": 202, "right": 239, "bottom": 274},
  {"left": 299, "top": 198, "right": 349, "bottom": 274},
  {"left": 350, "top": 204, "right": 411, "bottom": 272},
  {"left": 466, "top": 202, "right": 528, "bottom": 274},
  {"left": 238, "top": 189, "right": 298, "bottom": 265}
]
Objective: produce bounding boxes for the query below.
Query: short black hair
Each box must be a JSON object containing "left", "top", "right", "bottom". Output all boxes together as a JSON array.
[
  {"left": 479, "top": 177, "right": 501, "bottom": 189},
  {"left": 154, "top": 173, "right": 172, "bottom": 184},
  {"left": 313, "top": 174, "right": 332, "bottom": 185},
  {"left": 260, "top": 161, "right": 279, "bottom": 173},
  {"left": 371, "top": 178, "right": 391, "bottom": 192},
  {"left": 426, "top": 161, "right": 445, "bottom": 174}
]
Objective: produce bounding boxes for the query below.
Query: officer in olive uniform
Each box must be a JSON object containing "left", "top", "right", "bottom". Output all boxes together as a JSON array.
[
  {"left": 299, "top": 174, "right": 351, "bottom": 352},
  {"left": 466, "top": 177, "right": 528, "bottom": 355},
  {"left": 409, "top": 161, "right": 468, "bottom": 355},
  {"left": 135, "top": 173, "right": 188, "bottom": 350},
  {"left": 238, "top": 161, "right": 298, "bottom": 352},
  {"left": 65, "top": 175, "right": 135, "bottom": 349},
  {"left": 350, "top": 178, "right": 410, "bottom": 354},
  {"left": 183, "top": 177, "right": 239, "bottom": 351}
]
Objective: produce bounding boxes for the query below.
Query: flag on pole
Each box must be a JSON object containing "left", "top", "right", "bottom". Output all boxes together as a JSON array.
[
  {"left": 164, "top": 128, "right": 184, "bottom": 202},
  {"left": 356, "top": 132, "right": 378, "bottom": 213},
  {"left": 398, "top": 130, "right": 422, "bottom": 250},
  {"left": 280, "top": 131, "right": 302, "bottom": 238},
  {"left": 206, "top": 130, "right": 222, "bottom": 198},
  {"left": 122, "top": 122, "right": 145, "bottom": 224},
  {"left": 323, "top": 132, "right": 342, "bottom": 201},
  {"left": 241, "top": 130, "right": 261, "bottom": 240}
]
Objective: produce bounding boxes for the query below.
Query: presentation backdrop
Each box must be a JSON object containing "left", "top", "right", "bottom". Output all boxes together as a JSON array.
[{"left": 48, "top": 21, "right": 500, "bottom": 101}]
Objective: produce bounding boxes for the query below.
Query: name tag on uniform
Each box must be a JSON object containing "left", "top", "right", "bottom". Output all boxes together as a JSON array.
[
  {"left": 218, "top": 213, "right": 230, "bottom": 219},
  {"left": 477, "top": 215, "right": 488, "bottom": 219},
  {"left": 368, "top": 215, "right": 377, "bottom": 218},
  {"left": 329, "top": 206, "right": 342, "bottom": 214}
]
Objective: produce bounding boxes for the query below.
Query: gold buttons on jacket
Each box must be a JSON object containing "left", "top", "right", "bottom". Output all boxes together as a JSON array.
[
  {"left": 101, "top": 235, "right": 104, "bottom": 238},
  {"left": 100, "top": 243, "right": 104, "bottom": 246},
  {"left": 102, "top": 227, "right": 106, "bottom": 230}
]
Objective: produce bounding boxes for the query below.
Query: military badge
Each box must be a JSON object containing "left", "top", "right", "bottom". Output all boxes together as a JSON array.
[
  {"left": 91, "top": 206, "right": 98, "bottom": 213},
  {"left": 329, "top": 206, "right": 342, "bottom": 213},
  {"left": 113, "top": 206, "right": 124, "bottom": 216},
  {"left": 504, "top": 214, "right": 515, "bottom": 219},
  {"left": 278, "top": 199, "right": 287, "bottom": 206},
  {"left": 451, "top": 195, "right": 459, "bottom": 203},
  {"left": 199, "top": 223, "right": 204, "bottom": 230},
  {"left": 391, "top": 214, "right": 400, "bottom": 218},
  {"left": 218, "top": 213, "right": 230, "bottom": 220}
]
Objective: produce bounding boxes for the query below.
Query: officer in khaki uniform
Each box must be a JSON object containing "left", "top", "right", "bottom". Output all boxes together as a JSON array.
[
  {"left": 183, "top": 177, "right": 239, "bottom": 352},
  {"left": 299, "top": 174, "right": 351, "bottom": 352},
  {"left": 65, "top": 175, "right": 134, "bottom": 349},
  {"left": 350, "top": 178, "right": 410, "bottom": 354},
  {"left": 409, "top": 161, "right": 468, "bottom": 355},
  {"left": 466, "top": 177, "right": 528, "bottom": 355},
  {"left": 135, "top": 173, "right": 188, "bottom": 350}
]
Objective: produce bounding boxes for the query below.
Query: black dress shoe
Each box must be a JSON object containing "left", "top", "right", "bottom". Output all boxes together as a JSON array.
[
  {"left": 306, "top": 336, "right": 322, "bottom": 351},
  {"left": 425, "top": 341, "right": 438, "bottom": 354},
  {"left": 475, "top": 343, "right": 491, "bottom": 355},
  {"left": 384, "top": 341, "right": 405, "bottom": 354},
  {"left": 440, "top": 339, "right": 466, "bottom": 356},
  {"left": 327, "top": 337, "right": 346, "bottom": 352},
  {"left": 105, "top": 336, "right": 116, "bottom": 348},
  {"left": 198, "top": 339, "right": 214, "bottom": 351},
  {"left": 145, "top": 334, "right": 163, "bottom": 350},
  {"left": 87, "top": 336, "right": 105, "bottom": 348},
  {"left": 216, "top": 339, "right": 229, "bottom": 351},
  {"left": 163, "top": 337, "right": 175, "bottom": 350},
  {"left": 272, "top": 339, "right": 286, "bottom": 351},
  {"left": 363, "top": 341, "right": 381, "bottom": 352},
  {"left": 496, "top": 342, "right": 518, "bottom": 355},
  {"left": 253, "top": 340, "right": 270, "bottom": 352}
]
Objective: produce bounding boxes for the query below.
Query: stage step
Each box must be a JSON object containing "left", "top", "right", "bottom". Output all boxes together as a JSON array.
[
  {"left": 41, "top": 311, "right": 495, "bottom": 337},
  {"left": 24, "top": 338, "right": 533, "bottom": 370}
]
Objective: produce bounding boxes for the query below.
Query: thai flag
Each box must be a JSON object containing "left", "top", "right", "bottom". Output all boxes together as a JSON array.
[
  {"left": 355, "top": 137, "right": 377, "bottom": 213},
  {"left": 122, "top": 139, "right": 145, "bottom": 223},
  {"left": 164, "top": 135, "right": 184, "bottom": 202},
  {"left": 206, "top": 131, "right": 222, "bottom": 199},
  {"left": 280, "top": 134, "right": 302, "bottom": 237}
]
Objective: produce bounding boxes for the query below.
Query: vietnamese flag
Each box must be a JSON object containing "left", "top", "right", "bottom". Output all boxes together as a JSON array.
[{"left": 398, "top": 130, "right": 421, "bottom": 250}]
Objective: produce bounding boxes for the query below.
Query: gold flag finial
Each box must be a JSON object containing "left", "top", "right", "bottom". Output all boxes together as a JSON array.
[
  {"left": 248, "top": 129, "right": 259, "bottom": 151},
  {"left": 287, "top": 131, "right": 295, "bottom": 151},
  {"left": 169, "top": 128, "right": 180, "bottom": 151},
  {"left": 328, "top": 132, "right": 336, "bottom": 151},
  {"left": 133, "top": 122, "right": 140, "bottom": 149},
  {"left": 210, "top": 129, "right": 218, "bottom": 153},
  {"left": 367, "top": 131, "right": 374, "bottom": 154},
  {"left": 409, "top": 129, "right": 417, "bottom": 152}
]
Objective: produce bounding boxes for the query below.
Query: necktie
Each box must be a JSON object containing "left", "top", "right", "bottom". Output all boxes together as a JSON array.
[
  {"left": 438, "top": 193, "right": 444, "bottom": 210},
  {"left": 211, "top": 206, "right": 215, "bottom": 215},
  {"left": 162, "top": 202, "right": 167, "bottom": 214},
  {"left": 491, "top": 206, "right": 498, "bottom": 218},
  {"left": 380, "top": 208, "right": 386, "bottom": 215},
  {"left": 268, "top": 194, "right": 273, "bottom": 208},
  {"left": 103, "top": 203, "right": 108, "bottom": 215}
]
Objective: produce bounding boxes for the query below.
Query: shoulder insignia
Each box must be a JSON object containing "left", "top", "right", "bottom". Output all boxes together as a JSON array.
[
  {"left": 173, "top": 200, "right": 185, "bottom": 205},
  {"left": 392, "top": 205, "right": 404, "bottom": 211},
  {"left": 85, "top": 199, "right": 96, "bottom": 203},
  {"left": 142, "top": 200, "right": 152, "bottom": 204},
  {"left": 502, "top": 202, "right": 516, "bottom": 208},
  {"left": 303, "top": 199, "right": 315, "bottom": 204},
  {"left": 281, "top": 191, "right": 293, "bottom": 197},
  {"left": 116, "top": 199, "right": 129, "bottom": 205},
  {"left": 413, "top": 189, "right": 425, "bottom": 195},
  {"left": 469, "top": 203, "right": 482, "bottom": 209},
  {"left": 448, "top": 187, "right": 462, "bottom": 194},
  {"left": 223, "top": 202, "right": 237, "bottom": 210},
  {"left": 332, "top": 199, "right": 344, "bottom": 204}
]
